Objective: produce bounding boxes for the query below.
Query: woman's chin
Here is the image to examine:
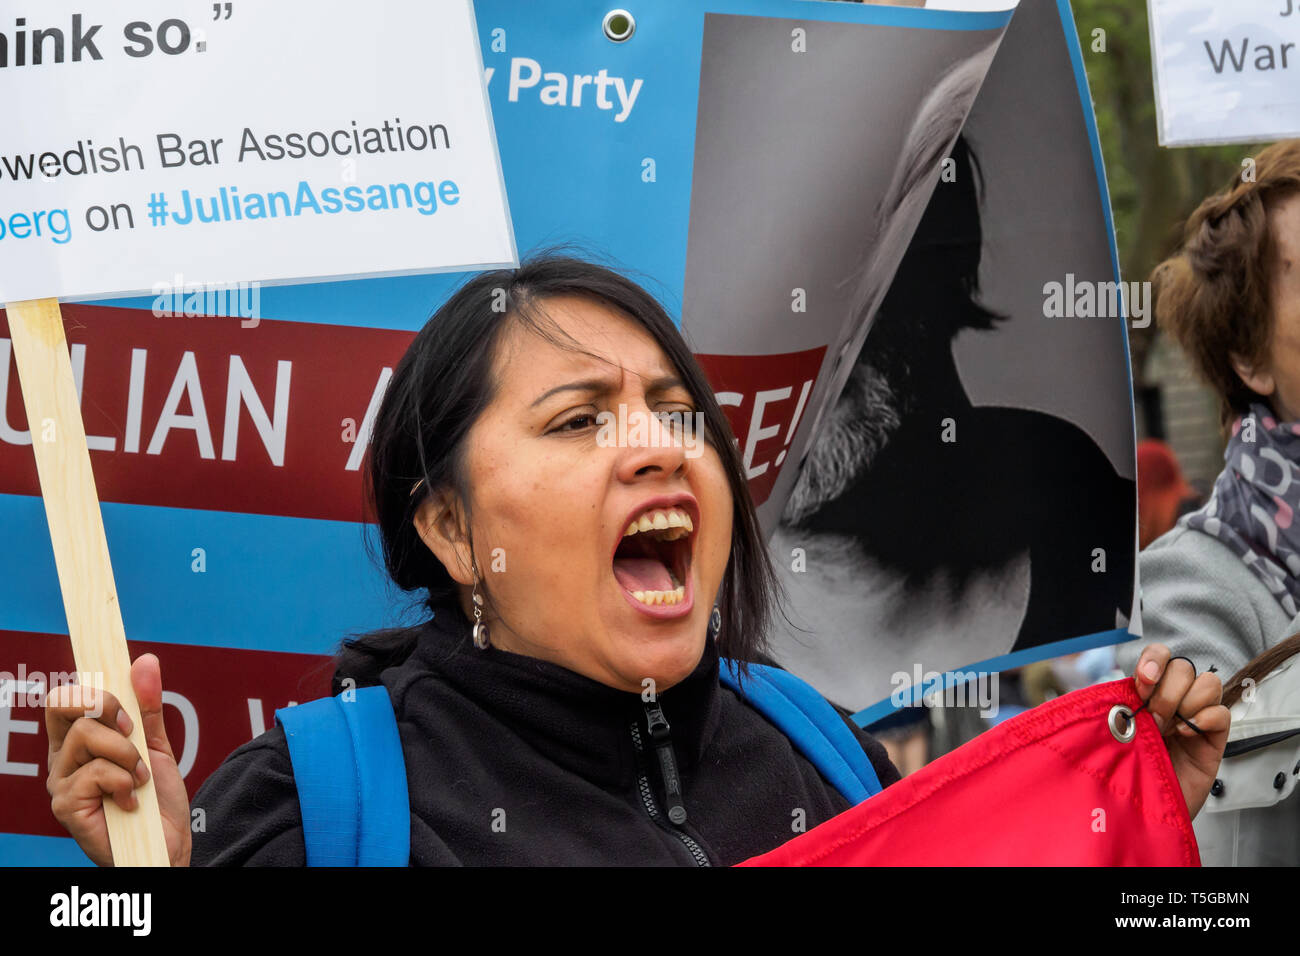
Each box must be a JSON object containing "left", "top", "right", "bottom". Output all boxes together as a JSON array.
[{"left": 608, "top": 619, "right": 706, "bottom": 691}]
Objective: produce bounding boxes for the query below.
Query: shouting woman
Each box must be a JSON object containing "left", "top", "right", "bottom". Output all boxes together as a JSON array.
[{"left": 46, "top": 255, "right": 1228, "bottom": 865}]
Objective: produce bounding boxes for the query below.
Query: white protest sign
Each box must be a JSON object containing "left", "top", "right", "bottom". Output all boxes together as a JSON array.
[
  {"left": 1148, "top": 0, "right": 1300, "bottom": 146},
  {"left": 0, "top": 0, "right": 516, "bottom": 302},
  {"left": 0, "top": 0, "right": 513, "bottom": 867}
]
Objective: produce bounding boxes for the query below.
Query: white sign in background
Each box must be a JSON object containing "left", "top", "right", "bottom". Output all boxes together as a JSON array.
[
  {"left": 1148, "top": 0, "right": 1300, "bottom": 147},
  {"left": 0, "top": 0, "right": 516, "bottom": 303}
]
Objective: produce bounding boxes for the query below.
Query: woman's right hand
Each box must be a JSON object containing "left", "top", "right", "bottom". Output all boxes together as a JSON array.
[{"left": 45, "top": 653, "right": 192, "bottom": 867}]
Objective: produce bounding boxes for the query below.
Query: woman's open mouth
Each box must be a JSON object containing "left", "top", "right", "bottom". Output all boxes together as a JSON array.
[{"left": 612, "top": 498, "right": 697, "bottom": 619}]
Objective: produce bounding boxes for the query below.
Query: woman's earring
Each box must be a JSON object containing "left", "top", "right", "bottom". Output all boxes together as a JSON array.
[{"left": 471, "top": 568, "right": 490, "bottom": 650}]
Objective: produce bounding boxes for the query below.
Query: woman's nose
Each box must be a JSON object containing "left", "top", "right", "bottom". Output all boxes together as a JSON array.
[{"left": 612, "top": 403, "right": 689, "bottom": 480}]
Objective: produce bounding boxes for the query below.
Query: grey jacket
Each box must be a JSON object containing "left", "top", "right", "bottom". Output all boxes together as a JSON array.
[
  {"left": 1192, "top": 653, "right": 1300, "bottom": 867},
  {"left": 1115, "top": 523, "right": 1300, "bottom": 867},
  {"left": 1116, "top": 524, "right": 1300, "bottom": 678}
]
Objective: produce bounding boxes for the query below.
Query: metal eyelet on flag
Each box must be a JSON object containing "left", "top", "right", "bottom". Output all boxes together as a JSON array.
[
  {"left": 1108, "top": 704, "right": 1137, "bottom": 743},
  {"left": 603, "top": 10, "right": 635, "bottom": 42}
]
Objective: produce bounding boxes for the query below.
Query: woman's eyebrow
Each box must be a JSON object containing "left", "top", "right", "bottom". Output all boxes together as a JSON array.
[
  {"left": 529, "top": 372, "right": 685, "bottom": 408},
  {"left": 529, "top": 378, "right": 614, "bottom": 408},
  {"left": 646, "top": 375, "right": 686, "bottom": 395}
]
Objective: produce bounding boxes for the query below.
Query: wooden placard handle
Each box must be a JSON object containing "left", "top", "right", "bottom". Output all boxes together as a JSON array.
[{"left": 5, "top": 298, "right": 170, "bottom": 867}]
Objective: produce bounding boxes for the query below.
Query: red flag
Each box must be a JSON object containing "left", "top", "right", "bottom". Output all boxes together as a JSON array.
[{"left": 741, "top": 678, "right": 1200, "bottom": 866}]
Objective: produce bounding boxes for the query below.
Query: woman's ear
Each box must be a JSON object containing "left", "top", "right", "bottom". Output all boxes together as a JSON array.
[
  {"left": 413, "top": 489, "right": 475, "bottom": 587},
  {"left": 1230, "top": 352, "right": 1275, "bottom": 398}
]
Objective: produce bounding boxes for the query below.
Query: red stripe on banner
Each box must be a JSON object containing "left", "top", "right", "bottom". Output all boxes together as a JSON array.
[
  {"left": 1, "top": 307, "right": 826, "bottom": 520},
  {"left": 0, "top": 629, "right": 331, "bottom": 839},
  {"left": 695, "top": 347, "right": 825, "bottom": 507},
  {"left": 0, "top": 305, "right": 414, "bottom": 524}
]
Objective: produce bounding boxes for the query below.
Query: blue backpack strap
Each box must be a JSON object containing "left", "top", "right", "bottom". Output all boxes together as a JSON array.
[
  {"left": 275, "top": 684, "right": 410, "bottom": 866},
  {"left": 719, "top": 660, "right": 882, "bottom": 805}
]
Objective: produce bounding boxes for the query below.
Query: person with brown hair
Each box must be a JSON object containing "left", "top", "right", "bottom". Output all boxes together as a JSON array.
[
  {"left": 1116, "top": 140, "right": 1300, "bottom": 865},
  {"left": 1118, "top": 139, "right": 1300, "bottom": 679}
]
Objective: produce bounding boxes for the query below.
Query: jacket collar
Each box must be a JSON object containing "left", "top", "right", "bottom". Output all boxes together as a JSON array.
[{"left": 404, "top": 600, "right": 724, "bottom": 789}]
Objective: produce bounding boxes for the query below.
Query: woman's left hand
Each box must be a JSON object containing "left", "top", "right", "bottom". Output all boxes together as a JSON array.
[{"left": 1132, "top": 643, "right": 1230, "bottom": 819}]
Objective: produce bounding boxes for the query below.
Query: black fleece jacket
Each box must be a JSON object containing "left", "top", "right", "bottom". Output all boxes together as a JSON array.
[{"left": 190, "top": 604, "right": 899, "bottom": 866}]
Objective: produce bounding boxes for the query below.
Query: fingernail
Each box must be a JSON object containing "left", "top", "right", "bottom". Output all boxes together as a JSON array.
[
  {"left": 1152, "top": 713, "right": 1165, "bottom": 732},
  {"left": 1142, "top": 660, "right": 1160, "bottom": 681},
  {"left": 135, "top": 759, "right": 149, "bottom": 784},
  {"left": 117, "top": 711, "right": 133, "bottom": 736}
]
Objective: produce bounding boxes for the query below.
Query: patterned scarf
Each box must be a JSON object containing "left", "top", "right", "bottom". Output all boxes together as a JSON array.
[{"left": 1183, "top": 402, "right": 1300, "bottom": 618}]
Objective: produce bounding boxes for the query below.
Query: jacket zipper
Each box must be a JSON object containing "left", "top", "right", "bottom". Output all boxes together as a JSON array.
[{"left": 629, "top": 714, "right": 711, "bottom": 867}]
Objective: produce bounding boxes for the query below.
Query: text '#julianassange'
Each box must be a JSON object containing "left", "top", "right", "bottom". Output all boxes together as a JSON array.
[{"left": 147, "top": 178, "right": 462, "bottom": 228}]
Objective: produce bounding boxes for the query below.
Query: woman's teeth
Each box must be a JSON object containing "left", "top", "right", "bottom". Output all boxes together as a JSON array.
[
  {"left": 616, "top": 507, "right": 692, "bottom": 608},
  {"left": 632, "top": 571, "right": 686, "bottom": 606},
  {"left": 631, "top": 586, "right": 687, "bottom": 606},
  {"left": 624, "top": 507, "right": 694, "bottom": 538}
]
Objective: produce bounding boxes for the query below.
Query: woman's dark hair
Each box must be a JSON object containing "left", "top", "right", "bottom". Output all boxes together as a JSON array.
[{"left": 332, "top": 252, "right": 779, "bottom": 691}]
